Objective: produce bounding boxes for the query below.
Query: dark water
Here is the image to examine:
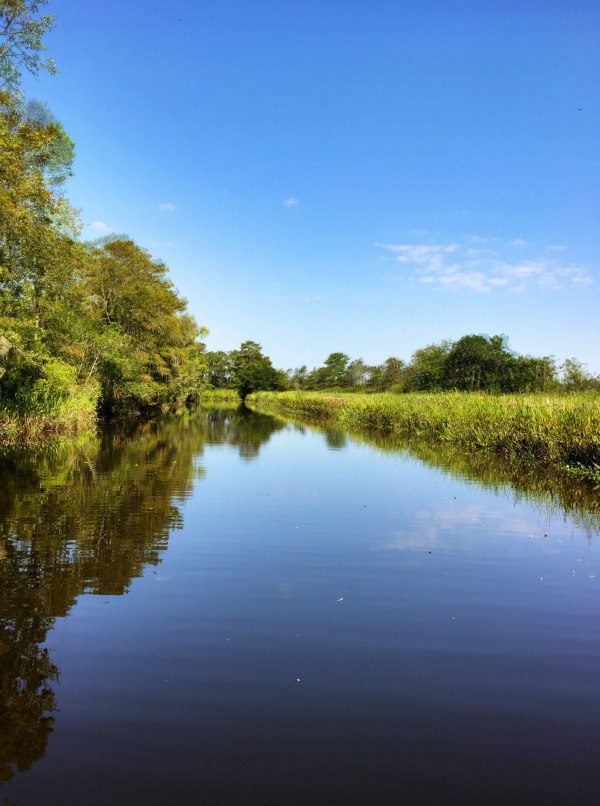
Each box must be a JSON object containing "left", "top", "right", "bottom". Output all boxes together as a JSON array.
[{"left": 1, "top": 406, "right": 599, "bottom": 805}]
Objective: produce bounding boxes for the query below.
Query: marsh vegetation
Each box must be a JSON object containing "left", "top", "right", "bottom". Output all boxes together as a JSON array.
[{"left": 248, "top": 390, "right": 600, "bottom": 475}]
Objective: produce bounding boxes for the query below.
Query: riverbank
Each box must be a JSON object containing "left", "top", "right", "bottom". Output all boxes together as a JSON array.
[
  {"left": 199, "top": 388, "right": 240, "bottom": 403},
  {"left": 247, "top": 391, "right": 600, "bottom": 474},
  {"left": 0, "top": 405, "right": 97, "bottom": 446},
  {"left": 0, "top": 389, "right": 241, "bottom": 446}
]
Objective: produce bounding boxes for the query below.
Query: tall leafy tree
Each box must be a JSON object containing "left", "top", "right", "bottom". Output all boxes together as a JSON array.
[
  {"left": 404, "top": 341, "right": 451, "bottom": 391},
  {"left": 204, "top": 350, "right": 234, "bottom": 388},
  {"left": 230, "top": 340, "right": 280, "bottom": 400},
  {"left": 0, "top": 91, "right": 91, "bottom": 416},
  {"left": 1, "top": 91, "right": 207, "bottom": 424},
  {"left": 561, "top": 358, "right": 599, "bottom": 391},
  {"left": 323, "top": 352, "right": 350, "bottom": 386},
  {"left": 444, "top": 335, "right": 508, "bottom": 391},
  {"left": 82, "top": 239, "right": 206, "bottom": 412}
]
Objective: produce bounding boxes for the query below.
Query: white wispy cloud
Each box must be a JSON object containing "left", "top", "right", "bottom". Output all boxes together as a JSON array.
[
  {"left": 158, "top": 202, "right": 176, "bottom": 212},
  {"left": 375, "top": 238, "right": 593, "bottom": 293},
  {"left": 89, "top": 220, "right": 113, "bottom": 234},
  {"left": 283, "top": 197, "right": 300, "bottom": 207}
]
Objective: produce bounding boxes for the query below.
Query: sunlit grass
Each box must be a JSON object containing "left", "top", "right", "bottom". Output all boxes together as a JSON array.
[
  {"left": 0, "top": 407, "right": 97, "bottom": 446},
  {"left": 199, "top": 388, "right": 239, "bottom": 403},
  {"left": 247, "top": 390, "right": 600, "bottom": 471}
]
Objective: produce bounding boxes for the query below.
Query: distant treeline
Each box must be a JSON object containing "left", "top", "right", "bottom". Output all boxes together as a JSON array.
[
  {"left": 283, "top": 337, "right": 599, "bottom": 393},
  {"left": 205, "top": 335, "right": 600, "bottom": 395}
]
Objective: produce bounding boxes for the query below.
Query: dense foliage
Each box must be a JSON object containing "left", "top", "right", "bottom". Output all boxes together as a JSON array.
[
  {"left": 204, "top": 341, "right": 285, "bottom": 400},
  {"left": 0, "top": 1, "right": 57, "bottom": 88},
  {"left": 0, "top": 88, "right": 209, "bottom": 432},
  {"left": 0, "top": 5, "right": 225, "bottom": 437}
]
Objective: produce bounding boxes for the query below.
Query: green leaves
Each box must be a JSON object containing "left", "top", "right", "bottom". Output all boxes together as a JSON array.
[
  {"left": 229, "top": 341, "right": 281, "bottom": 400},
  {"left": 0, "top": 1, "right": 57, "bottom": 89},
  {"left": 0, "top": 93, "right": 207, "bottom": 426}
]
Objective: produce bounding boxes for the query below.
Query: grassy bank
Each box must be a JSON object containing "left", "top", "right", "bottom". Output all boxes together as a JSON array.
[
  {"left": 0, "top": 410, "right": 97, "bottom": 446},
  {"left": 199, "top": 388, "right": 240, "bottom": 403},
  {"left": 0, "top": 381, "right": 99, "bottom": 446},
  {"left": 0, "top": 388, "right": 241, "bottom": 446},
  {"left": 247, "top": 391, "right": 600, "bottom": 473}
]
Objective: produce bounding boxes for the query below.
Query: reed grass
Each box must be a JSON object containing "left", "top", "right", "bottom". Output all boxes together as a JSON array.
[
  {"left": 247, "top": 390, "right": 600, "bottom": 472},
  {"left": 0, "top": 407, "right": 97, "bottom": 445}
]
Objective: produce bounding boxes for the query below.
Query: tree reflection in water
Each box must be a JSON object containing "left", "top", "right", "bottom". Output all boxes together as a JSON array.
[
  {"left": 1, "top": 404, "right": 597, "bottom": 787},
  {"left": 0, "top": 405, "right": 282, "bottom": 785}
]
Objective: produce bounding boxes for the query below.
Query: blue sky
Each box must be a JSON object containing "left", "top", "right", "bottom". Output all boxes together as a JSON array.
[{"left": 23, "top": 0, "right": 600, "bottom": 370}]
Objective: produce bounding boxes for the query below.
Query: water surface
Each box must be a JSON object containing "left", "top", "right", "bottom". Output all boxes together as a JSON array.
[{"left": 1, "top": 406, "right": 599, "bottom": 805}]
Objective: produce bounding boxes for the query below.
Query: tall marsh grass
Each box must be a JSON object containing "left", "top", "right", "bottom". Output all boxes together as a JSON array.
[
  {"left": 0, "top": 375, "right": 99, "bottom": 445},
  {"left": 247, "top": 391, "right": 600, "bottom": 471}
]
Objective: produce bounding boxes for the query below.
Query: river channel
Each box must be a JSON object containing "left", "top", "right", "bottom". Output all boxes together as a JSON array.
[{"left": 1, "top": 406, "right": 599, "bottom": 805}]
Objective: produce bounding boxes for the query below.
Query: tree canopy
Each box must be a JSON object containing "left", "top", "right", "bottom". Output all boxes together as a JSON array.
[
  {"left": 0, "top": 90, "right": 207, "bottom": 427},
  {"left": 204, "top": 341, "right": 283, "bottom": 400}
]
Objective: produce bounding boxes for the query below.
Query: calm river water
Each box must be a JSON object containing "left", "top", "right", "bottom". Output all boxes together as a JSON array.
[{"left": 1, "top": 406, "right": 599, "bottom": 805}]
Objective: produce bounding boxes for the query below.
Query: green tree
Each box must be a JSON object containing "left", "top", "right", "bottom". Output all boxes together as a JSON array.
[
  {"left": 561, "top": 358, "right": 599, "bottom": 391},
  {"left": 404, "top": 341, "right": 451, "bottom": 391},
  {"left": 0, "top": 0, "right": 57, "bottom": 89},
  {"left": 322, "top": 352, "right": 350, "bottom": 387},
  {"left": 513, "top": 355, "right": 557, "bottom": 392},
  {"left": 443, "top": 334, "right": 514, "bottom": 391},
  {"left": 230, "top": 340, "right": 280, "bottom": 400},
  {"left": 0, "top": 91, "right": 96, "bottom": 421},
  {"left": 23, "top": 100, "right": 75, "bottom": 188},
  {"left": 288, "top": 364, "right": 308, "bottom": 389},
  {"left": 0, "top": 92, "right": 207, "bottom": 425},
  {"left": 204, "top": 350, "right": 234, "bottom": 388},
  {"left": 82, "top": 239, "right": 206, "bottom": 413},
  {"left": 345, "top": 358, "right": 368, "bottom": 387},
  {"left": 374, "top": 357, "right": 406, "bottom": 390}
]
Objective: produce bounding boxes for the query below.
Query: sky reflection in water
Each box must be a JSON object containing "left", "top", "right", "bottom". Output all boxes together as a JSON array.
[{"left": 1, "top": 406, "right": 599, "bottom": 805}]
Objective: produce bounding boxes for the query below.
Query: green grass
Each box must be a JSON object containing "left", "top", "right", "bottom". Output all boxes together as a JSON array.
[
  {"left": 199, "top": 388, "right": 240, "bottom": 403},
  {"left": 0, "top": 407, "right": 97, "bottom": 445},
  {"left": 247, "top": 390, "right": 600, "bottom": 473},
  {"left": 0, "top": 381, "right": 99, "bottom": 445}
]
